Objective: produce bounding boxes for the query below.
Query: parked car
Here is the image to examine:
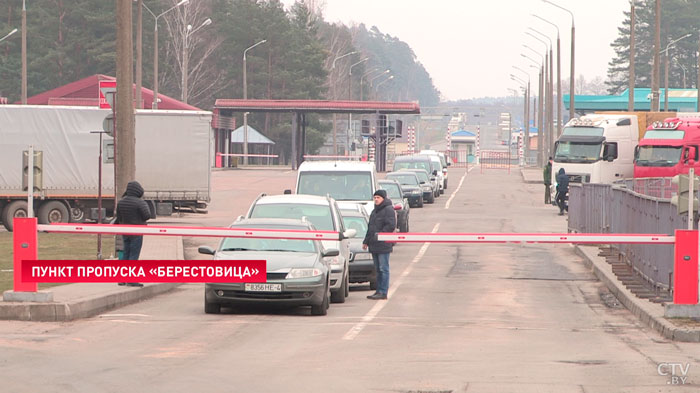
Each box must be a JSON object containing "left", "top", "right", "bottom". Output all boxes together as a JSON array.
[
  {"left": 198, "top": 218, "right": 336, "bottom": 316},
  {"left": 399, "top": 168, "right": 438, "bottom": 202},
  {"left": 338, "top": 205, "right": 376, "bottom": 290},
  {"left": 246, "top": 194, "right": 356, "bottom": 304},
  {"left": 420, "top": 150, "right": 450, "bottom": 190},
  {"left": 378, "top": 179, "right": 410, "bottom": 232},
  {"left": 385, "top": 171, "right": 424, "bottom": 207}
]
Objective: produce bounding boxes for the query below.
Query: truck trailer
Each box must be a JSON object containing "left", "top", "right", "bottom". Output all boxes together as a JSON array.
[{"left": 0, "top": 105, "right": 212, "bottom": 231}]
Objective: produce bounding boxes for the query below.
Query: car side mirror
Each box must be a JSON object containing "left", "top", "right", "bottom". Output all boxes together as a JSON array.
[
  {"left": 283, "top": 189, "right": 292, "bottom": 194},
  {"left": 433, "top": 170, "right": 438, "bottom": 176},
  {"left": 198, "top": 246, "right": 215, "bottom": 255},
  {"left": 323, "top": 249, "right": 340, "bottom": 257},
  {"left": 420, "top": 181, "right": 425, "bottom": 184},
  {"left": 342, "top": 228, "right": 357, "bottom": 239},
  {"left": 430, "top": 177, "right": 436, "bottom": 181}
]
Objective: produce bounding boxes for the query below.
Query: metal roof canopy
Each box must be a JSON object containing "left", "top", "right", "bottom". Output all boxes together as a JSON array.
[{"left": 214, "top": 99, "right": 420, "bottom": 115}]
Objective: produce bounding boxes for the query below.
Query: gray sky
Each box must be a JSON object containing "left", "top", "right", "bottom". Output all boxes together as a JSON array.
[{"left": 284, "top": 0, "right": 632, "bottom": 100}]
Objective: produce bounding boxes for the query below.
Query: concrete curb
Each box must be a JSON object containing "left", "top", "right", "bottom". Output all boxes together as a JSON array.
[
  {"left": 0, "top": 283, "right": 182, "bottom": 322},
  {"left": 520, "top": 168, "right": 543, "bottom": 184},
  {"left": 574, "top": 245, "right": 700, "bottom": 342}
]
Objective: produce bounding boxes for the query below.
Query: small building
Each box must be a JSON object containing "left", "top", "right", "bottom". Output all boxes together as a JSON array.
[
  {"left": 449, "top": 130, "right": 476, "bottom": 164},
  {"left": 227, "top": 125, "right": 276, "bottom": 166}
]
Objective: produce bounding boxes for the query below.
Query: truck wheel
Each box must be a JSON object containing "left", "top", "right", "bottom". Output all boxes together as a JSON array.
[
  {"left": 38, "top": 201, "right": 70, "bottom": 225},
  {"left": 2, "top": 201, "right": 29, "bottom": 231},
  {"left": 70, "top": 207, "right": 86, "bottom": 223}
]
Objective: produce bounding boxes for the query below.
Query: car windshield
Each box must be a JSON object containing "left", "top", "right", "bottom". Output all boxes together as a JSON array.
[
  {"left": 394, "top": 160, "right": 431, "bottom": 173},
  {"left": 220, "top": 236, "right": 316, "bottom": 253},
  {"left": 249, "top": 203, "right": 335, "bottom": 231},
  {"left": 635, "top": 146, "right": 682, "bottom": 166},
  {"left": 341, "top": 216, "right": 368, "bottom": 238},
  {"left": 379, "top": 183, "right": 402, "bottom": 199},
  {"left": 388, "top": 174, "right": 418, "bottom": 185},
  {"left": 297, "top": 172, "right": 373, "bottom": 201},
  {"left": 411, "top": 171, "right": 429, "bottom": 183},
  {"left": 554, "top": 142, "right": 602, "bottom": 163}
]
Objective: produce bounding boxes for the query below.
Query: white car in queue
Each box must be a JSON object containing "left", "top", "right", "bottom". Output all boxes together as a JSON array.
[
  {"left": 245, "top": 194, "right": 356, "bottom": 304},
  {"left": 198, "top": 218, "right": 337, "bottom": 316}
]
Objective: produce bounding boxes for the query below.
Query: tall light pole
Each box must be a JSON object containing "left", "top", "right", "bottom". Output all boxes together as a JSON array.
[
  {"left": 181, "top": 18, "right": 212, "bottom": 103},
  {"left": 142, "top": 0, "right": 189, "bottom": 110},
  {"left": 522, "top": 51, "right": 545, "bottom": 166},
  {"left": 243, "top": 39, "right": 267, "bottom": 165},
  {"left": 543, "top": 0, "right": 574, "bottom": 120},
  {"left": 361, "top": 68, "right": 387, "bottom": 100},
  {"left": 134, "top": 0, "right": 143, "bottom": 108},
  {"left": 513, "top": 65, "right": 531, "bottom": 160},
  {"left": 331, "top": 51, "right": 358, "bottom": 155},
  {"left": 348, "top": 57, "right": 369, "bottom": 153},
  {"left": 0, "top": 27, "right": 17, "bottom": 43},
  {"left": 374, "top": 75, "right": 394, "bottom": 94},
  {"left": 21, "top": 0, "right": 26, "bottom": 104},
  {"left": 628, "top": 0, "right": 636, "bottom": 111},
  {"left": 533, "top": 14, "right": 562, "bottom": 137},
  {"left": 525, "top": 33, "right": 552, "bottom": 160},
  {"left": 528, "top": 28, "right": 554, "bottom": 161},
  {"left": 652, "top": 0, "right": 661, "bottom": 111},
  {"left": 662, "top": 33, "right": 692, "bottom": 111}
]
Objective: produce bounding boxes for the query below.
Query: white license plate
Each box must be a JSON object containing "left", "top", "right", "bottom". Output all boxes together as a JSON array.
[{"left": 245, "top": 283, "right": 282, "bottom": 292}]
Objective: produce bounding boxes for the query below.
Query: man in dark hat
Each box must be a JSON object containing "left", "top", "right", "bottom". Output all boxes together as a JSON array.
[
  {"left": 116, "top": 180, "right": 152, "bottom": 287},
  {"left": 543, "top": 157, "right": 553, "bottom": 204},
  {"left": 362, "top": 189, "right": 397, "bottom": 300}
]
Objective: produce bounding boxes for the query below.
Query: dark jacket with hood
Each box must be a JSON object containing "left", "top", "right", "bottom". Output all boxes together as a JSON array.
[
  {"left": 556, "top": 168, "right": 569, "bottom": 193},
  {"left": 116, "top": 181, "right": 151, "bottom": 226},
  {"left": 363, "top": 197, "right": 397, "bottom": 254}
]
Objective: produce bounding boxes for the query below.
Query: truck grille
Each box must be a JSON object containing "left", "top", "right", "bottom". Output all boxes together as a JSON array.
[{"left": 567, "top": 174, "right": 589, "bottom": 183}]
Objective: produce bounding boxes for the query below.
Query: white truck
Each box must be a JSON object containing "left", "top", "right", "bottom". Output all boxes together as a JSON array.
[
  {"left": 0, "top": 105, "right": 212, "bottom": 231},
  {"left": 552, "top": 114, "right": 639, "bottom": 186}
]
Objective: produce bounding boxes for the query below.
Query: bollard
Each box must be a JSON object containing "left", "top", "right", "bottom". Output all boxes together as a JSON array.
[
  {"left": 215, "top": 152, "right": 222, "bottom": 168},
  {"left": 13, "top": 217, "right": 38, "bottom": 292},
  {"left": 673, "top": 229, "right": 699, "bottom": 304}
]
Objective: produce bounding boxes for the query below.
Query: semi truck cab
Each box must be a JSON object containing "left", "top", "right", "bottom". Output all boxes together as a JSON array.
[
  {"left": 634, "top": 119, "right": 700, "bottom": 178},
  {"left": 552, "top": 114, "right": 639, "bottom": 187}
]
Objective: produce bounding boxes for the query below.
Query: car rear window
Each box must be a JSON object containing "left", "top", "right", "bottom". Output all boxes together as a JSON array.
[
  {"left": 220, "top": 236, "right": 316, "bottom": 253},
  {"left": 393, "top": 160, "right": 431, "bottom": 173},
  {"left": 249, "top": 203, "right": 335, "bottom": 231},
  {"left": 297, "top": 172, "right": 373, "bottom": 201},
  {"left": 387, "top": 174, "right": 418, "bottom": 185},
  {"left": 379, "top": 183, "right": 402, "bottom": 199}
]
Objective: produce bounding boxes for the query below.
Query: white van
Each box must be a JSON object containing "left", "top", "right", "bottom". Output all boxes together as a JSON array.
[
  {"left": 419, "top": 150, "right": 450, "bottom": 191},
  {"left": 294, "top": 161, "right": 378, "bottom": 215}
]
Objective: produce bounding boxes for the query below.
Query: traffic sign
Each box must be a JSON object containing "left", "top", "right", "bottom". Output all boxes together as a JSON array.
[{"left": 98, "top": 80, "right": 117, "bottom": 109}]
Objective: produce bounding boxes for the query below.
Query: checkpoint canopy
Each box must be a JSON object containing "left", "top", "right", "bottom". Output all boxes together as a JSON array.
[{"left": 213, "top": 99, "right": 420, "bottom": 169}]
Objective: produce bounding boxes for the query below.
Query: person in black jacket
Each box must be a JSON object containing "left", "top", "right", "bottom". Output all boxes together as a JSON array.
[
  {"left": 555, "top": 168, "right": 569, "bottom": 215},
  {"left": 116, "top": 181, "right": 151, "bottom": 286},
  {"left": 362, "top": 189, "right": 397, "bottom": 300}
]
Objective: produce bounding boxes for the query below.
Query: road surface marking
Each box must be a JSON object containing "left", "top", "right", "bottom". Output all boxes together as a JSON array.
[
  {"left": 445, "top": 167, "right": 472, "bottom": 209},
  {"left": 343, "top": 222, "right": 440, "bottom": 341}
]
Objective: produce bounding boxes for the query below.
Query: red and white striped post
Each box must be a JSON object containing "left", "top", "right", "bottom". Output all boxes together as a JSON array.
[
  {"left": 475, "top": 125, "right": 480, "bottom": 165},
  {"left": 445, "top": 128, "right": 451, "bottom": 160}
]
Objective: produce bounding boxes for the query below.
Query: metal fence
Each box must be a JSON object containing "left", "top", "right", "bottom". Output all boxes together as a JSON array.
[{"left": 568, "top": 182, "right": 690, "bottom": 290}]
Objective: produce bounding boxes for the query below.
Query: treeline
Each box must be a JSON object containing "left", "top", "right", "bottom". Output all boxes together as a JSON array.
[{"left": 607, "top": 0, "right": 700, "bottom": 94}]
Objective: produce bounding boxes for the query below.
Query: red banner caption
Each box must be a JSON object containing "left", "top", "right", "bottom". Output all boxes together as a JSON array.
[{"left": 21, "top": 260, "right": 266, "bottom": 283}]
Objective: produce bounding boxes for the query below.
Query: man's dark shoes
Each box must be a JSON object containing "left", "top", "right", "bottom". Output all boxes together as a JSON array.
[
  {"left": 117, "top": 282, "right": 126, "bottom": 286},
  {"left": 126, "top": 282, "right": 144, "bottom": 287},
  {"left": 367, "top": 293, "right": 387, "bottom": 300}
]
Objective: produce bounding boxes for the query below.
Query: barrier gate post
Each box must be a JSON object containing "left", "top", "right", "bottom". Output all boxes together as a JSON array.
[
  {"left": 12, "top": 217, "right": 38, "bottom": 292},
  {"left": 673, "top": 229, "right": 699, "bottom": 304}
]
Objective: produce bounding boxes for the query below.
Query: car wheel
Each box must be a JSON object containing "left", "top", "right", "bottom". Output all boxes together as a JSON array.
[
  {"left": 399, "top": 218, "right": 408, "bottom": 233},
  {"left": 369, "top": 279, "right": 378, "bottom": 291},
  {"left": 204, "top": 299, "right": 221, "bottom": 314},
  {"left": 440, "top": 187, "right": 445, "bottom": 195},
  {"left": 417, "top": 197, "right": 424, "bottom": 208},
  {"left": 311, "top": 285, "right": 329, "bottom": 316},
  {"left": 428, "top": 194, "right": 435, "bottom": 204},
  {"left": 331, "top": 273, "right": 347, "bottom": 303},
  {"left": 344, "top": 272, "right": 349, "bottom": 298}
]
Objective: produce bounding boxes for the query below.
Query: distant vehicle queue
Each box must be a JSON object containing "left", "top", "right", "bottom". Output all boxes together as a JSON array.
[{"left": 199, "top": 152, "right": 450, "bottom": 316}]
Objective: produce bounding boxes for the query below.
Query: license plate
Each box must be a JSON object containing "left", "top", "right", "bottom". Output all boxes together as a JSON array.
[{"left": 245, "top": 283, "right": 282, "bottom": 292}]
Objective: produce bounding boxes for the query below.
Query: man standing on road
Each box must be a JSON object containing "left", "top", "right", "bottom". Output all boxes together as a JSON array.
[
  {"left": 362, "top": 189, "right": 397, "bottom": 300},
  {"left": 116, "top": 181, "right": 152, "bottom": 287},
  {"left": 543, "top": 157, "right": 552, "bottom": 204},
  {"left": 555, "top": 168, "right": 569, "bottom": 215}
]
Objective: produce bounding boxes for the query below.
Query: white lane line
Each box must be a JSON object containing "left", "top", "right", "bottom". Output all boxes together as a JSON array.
[
  {"left": 444, "top": 167, "right": 473, "bottom": 209},
  {"left": 342, "top": 222, "right": 440, "bottom": 341}
]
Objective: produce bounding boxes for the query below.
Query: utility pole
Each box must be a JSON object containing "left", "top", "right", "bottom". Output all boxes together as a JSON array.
[
  {"left": 116, "top": 0, "right": 135, "bottom": 201},
  {"left": 628, "top": 0, "right": 635, "bottom": 111},
  {"left": 21, "top": 0, "right": 27, "bottom": 104},
  {"left": 651, "top": 0, "right": 661, "bottom": 111},
  {"left": 135, "top": 0, "right": 143, "bottom": 109},
  {"left": 697, "top": 32, "right": 700, "bottom": 112}
]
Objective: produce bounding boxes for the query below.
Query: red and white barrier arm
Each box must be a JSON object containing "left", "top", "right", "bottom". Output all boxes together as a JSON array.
[
  {"left": 217, "top": 153, "right": 279, "bottom": 158},
  {"left": 302, "top": 155, "right": 362, "bottom": 159},
  {"left": 38, "top": 223, "right": 342, "bottom": 241},
  {"left": 378, "top": 232, "right": 675, "bottom": 244}
]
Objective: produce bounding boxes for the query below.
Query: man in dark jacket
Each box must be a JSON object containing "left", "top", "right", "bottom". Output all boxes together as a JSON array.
[
  {"left": 362, "top": 189, "right": 397, "bottom": 300},
  {"left": 555, "top": 168, "right": 569, "bottom": 215},
  {"left": 543, "top": 157, "right": 552, "bottom": 204},
  {"left": 116, "top": 181, "right": 151, "bottom": 286}
]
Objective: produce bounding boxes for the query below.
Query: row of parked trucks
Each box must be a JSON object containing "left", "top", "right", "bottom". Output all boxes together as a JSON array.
[{"left": 551, "top": 111, "right": 700, "bottom": 187}]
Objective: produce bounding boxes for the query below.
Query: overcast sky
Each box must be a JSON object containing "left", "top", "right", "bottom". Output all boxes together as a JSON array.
[{"left": 283, "top": 0, "right": 631, "bottom": 101}]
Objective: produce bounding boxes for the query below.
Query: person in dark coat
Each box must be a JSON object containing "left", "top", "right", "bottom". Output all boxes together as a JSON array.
[
  {"left": 543, "top": 157, "right": 552, "bottom": 204},
  {"left": 362, "top": 189, "right": 397, "bottom": 300},
  {"left": 555, "top": 168, "right": 569, "bottom": 215},
  {"left": 116, "top": 181, "right": 151, "bottom": 286}
]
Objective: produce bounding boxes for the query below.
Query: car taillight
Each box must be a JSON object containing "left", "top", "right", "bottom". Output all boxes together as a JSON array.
[{"left": 394, "top": 203, "right": 403, "bottom": 210}]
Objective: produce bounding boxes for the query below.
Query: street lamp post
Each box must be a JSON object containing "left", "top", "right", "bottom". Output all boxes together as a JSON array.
[
  {"left": 348, "top": 57, "right": 369, "bottom": 153},
  {"left": 142, "top": 0, "right": 189, "bottom": 110},
  {"left": 330, "top": 51, "right": 358, "bottom": 155},
  {"left": 243, "top": 39, "right": 267, "bottom": 165},
  {"left": 374, "top": 75, "right": 394, "bottom": 93},
  {"left": 361, "top": 69, "right": 387, "bottom": 100},
  {"left": 0, "top": 27, "right": 17, "bottom": 43},
  {"left": 21, "top": 0, "right": 26, "bottom": 104},
  {"left": 662, "top": 33, "right": 692, "bottom": 111},
  {"left": 181, "top": 18, "right": 212, "bottom": 103},
  {"left": 522, "top": 52, "right": 545, "bottom": 166},
  {"left": 526, "top": 31, "right": 553, "bottom": 160},
  {"left": 533, "top": 15, "right": 562, "bottom": 137},
  {"left": 513, "top": 66, "right": 531, "bottom": 160},
  {"left": 542, "top": 0, "right": 574, "bottom": 120}
]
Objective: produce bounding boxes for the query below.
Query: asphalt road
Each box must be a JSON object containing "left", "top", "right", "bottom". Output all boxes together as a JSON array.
[{"left": 0, "top": 165, "right": 698, "bottom": 392}]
